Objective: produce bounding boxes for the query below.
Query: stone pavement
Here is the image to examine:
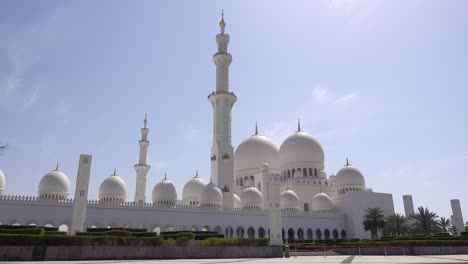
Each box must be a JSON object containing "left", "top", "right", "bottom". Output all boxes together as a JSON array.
[{"left": 4, "top": 256, "right": 468, "bottom": 264}]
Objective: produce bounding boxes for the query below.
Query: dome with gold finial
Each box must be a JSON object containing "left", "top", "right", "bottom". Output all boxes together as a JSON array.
[
  {"left": 99, "top": 169, "right": 127, "bottom": 203},
  {"left": 38, "top": 163, "right": 71, "bottom": 200},
  {"left": 182, "top": 170, "right": 207, "bottom": 205},
  {"left": 152, "top": 173, "right": 177, "bottom": 205}
]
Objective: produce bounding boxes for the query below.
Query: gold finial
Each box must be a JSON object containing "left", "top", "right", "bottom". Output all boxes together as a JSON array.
[
  {"left": 219, "top": 9, "right": 226, "bottom": 34},
  {"left": 164, "top": 173, "right": 167, "bottom": 180},
  {"left": 195, "top": 169, "right": 199, "bottom": 178},
  {"left": 297, "top": 119, "right": 302, "bottom": 132},
  {"left": 144, "top": 113, "right": 148, "bottom": 129},
  {"left": 55, "top": 162, "right": 60, "bottom": 171},
  {"left": 254, "top": 122, "right": 258, "bottom": 135},
  {"left": 112, "top": 168, "right": 117, "bottom": 176},
  {"left": 345, "top": 158, "right": 351, "bottom": 167}
]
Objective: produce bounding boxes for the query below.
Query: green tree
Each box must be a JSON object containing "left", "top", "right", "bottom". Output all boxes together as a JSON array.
[
  {"left": 410, "top": 206, "right": 438, "bottom": 236},
  {"left": 436, "top": 217, "right": 452, "bottom": 233},
  {"left": 363, "top": 208, "right": 386, "bottom": 239},
  {"left": 385, "top": 213, "right": 408, "bottom": 236}
]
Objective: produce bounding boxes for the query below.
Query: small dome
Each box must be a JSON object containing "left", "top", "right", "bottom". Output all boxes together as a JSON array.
[
  {"left": 152, "top": 175, "right": 177, "bottom": 205},
  {"left": 241, "top": 187, "right": 263, "bottom": 209},
  {"left": 38, "top": 166, "right": 70, "bottom": 200},
  {"left": 233, "top": 193, "right": 241, "bottom": 208},
  {"left": 0, "top": 169, "right": 5, "bottom": 194},
  {"left": 335, "top": 161, "right": 365, "bottom": 188},
  {"left": 311, "top": 192, "right": 333, "bottom": 211},
  {"left": 279, "top": 130, "right": 324, "bottom": 169},
  {"left": 280, "top": 188, "right": 300, "bottom": 210},
  {"left": 99, "top": 170, "right": 127, "bottom": 203},
  {"left": 182, "top": 171, "right": 207, "bottom": 204},
  {"left": 200, "top": 181, "right": 223, "bottom": 207},
  {"left": 234, "top": 133, "right": 279, "bottom": 173},
  {"left": 319, "top": 171, "right": 327, "bottom": 179},
  {"left": 329, "top": 174, "right": 336, "bottom": 181}
]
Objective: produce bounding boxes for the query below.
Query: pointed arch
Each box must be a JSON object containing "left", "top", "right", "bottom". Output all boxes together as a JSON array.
[{"left": 247, "top": 227, "right": 255, "bottom": 238}]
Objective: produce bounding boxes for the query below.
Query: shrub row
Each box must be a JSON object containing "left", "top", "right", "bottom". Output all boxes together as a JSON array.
[
  {"left": 200, "top": 238, "right": 269, "bottom": 247},
  {"left": 0, "top": 225, "right": 58, "bottom": 231},
  {"left": 161, "top": 231, "right": 219, "bottom": 235},
  {"left": 160, "top": 232, "right": 223, "bottom": 241},
  {"left": 0, "top": 234, "right": 166, "bottom": 247},
  {"left": 43, "top": 231, "right": 67, "bottom": 236},
  {"left": 0, "top": 228, "right": 44, "bottom": 235},
  {"left": 461, "top": 232, "right": 468, "bottom": 237},
  {"left": 86, "top": 227, "right": 147, "bottom": 233}
]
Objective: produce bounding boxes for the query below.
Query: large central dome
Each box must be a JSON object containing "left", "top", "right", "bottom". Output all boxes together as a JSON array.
[
  {"left": 279, "top": 130, "right": 324, "bottom": 169},
  {"left": 234, "top": 133, "right": 279, "bottom": 173}
]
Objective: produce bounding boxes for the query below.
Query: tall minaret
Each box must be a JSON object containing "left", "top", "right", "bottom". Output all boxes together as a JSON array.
[
  {"left": 208, "top": 11, "right": 237, "bottom": 191},
  {"left": 134, "top": 114, "right": 151, "bottom": 204}
]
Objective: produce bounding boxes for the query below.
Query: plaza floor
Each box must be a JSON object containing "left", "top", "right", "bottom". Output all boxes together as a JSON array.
[{"left": 4, "top": 256, "right": 468, "bottom": 264}]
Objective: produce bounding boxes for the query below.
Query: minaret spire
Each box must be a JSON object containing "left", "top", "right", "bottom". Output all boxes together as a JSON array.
[
  {"left": 209, "top": 12, "right": 236, "bottom": 194},
  {"left": 134, "top": 114, "right": 151, "bottom": 204},
  {"left": 219, "top": 9, "right": 226, "bottom": 34}
]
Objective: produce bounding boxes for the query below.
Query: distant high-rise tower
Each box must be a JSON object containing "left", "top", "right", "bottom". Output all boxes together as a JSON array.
[
  {"left": 208, "top": 11, "right": 237, "bottom": 191},
  {"left": 134, "top": 115, "right": 151, "bottom": 204},
  {"left": 403, "top": 195, "right": 415, "bottom": 217},
  {"left": 450, "top": 199, "right": 464, "bottom": 233},
  {"left": 71, "top": 154, "right": 92, "bottom": 234}
]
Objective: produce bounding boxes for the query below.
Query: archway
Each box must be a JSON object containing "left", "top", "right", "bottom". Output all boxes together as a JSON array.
[
  {"left": 297, "top": 228, "right": 304, "bottom": 240},
  {"left": 332, "top": 229, "right": 339, "bottom": 239},
  {"left": 214, "top": 226, "right": 222, "bottom": 234},
  {"left": 324, "top": 229, "right": 330, "bottom": 239},
  {"left": 304, "top": 203, "right": 309, "bottom": 212},
  {"left": 225, "top": 226, "right": 233, "bottom": 238},
  {"left": 138, "top": 224, "right": 147, "bottom": 230},
  {"left": 247, "top": 227, "right": 255, "bottom": 238},
  {"left": 58, "top": 224, "right": 69, "bottom": 234},
  {"left": 306, "top": 228, "right": 313, "bottom": 240},
  {"left": 258, "top": 227, "right": 266, "bottom": 238},
  {"left": 315, "top": 229, "right": 322, "bottom": 239},
  {"left": 164, "top": 225, "right": 174, "bottom": 232},
  {"left": 236, "top": 227, "right": 245, "bottom": 238},
  {"left": 287, "top": 228, "right": 295, "bottom": 242},
  {"left": 201, "top": 225, "right": 210, "bottom": 232},
  {"left": 191, "top": 225, "right": 199, "bottom": 231},
  {"left": 341, "top": 229, "right": 346, "bottom": 238},
  {"left": 153, "top": 226, "right": 161, "bottom": 235}
]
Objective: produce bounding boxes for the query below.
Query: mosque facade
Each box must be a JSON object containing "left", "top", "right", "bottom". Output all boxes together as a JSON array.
[{"left": 0, "top": 14, "right": 398, "bottom": 242}]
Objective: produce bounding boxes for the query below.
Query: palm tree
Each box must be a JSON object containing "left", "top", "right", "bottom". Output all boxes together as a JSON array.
[
  {"left": 436, "top": 217, "right": 452, "bottom": 234},
  {"left": 410, "top": 206, "right": 438, "bottom": 236},
  {"left": 385, "top": 213, "right": 408, "bottom": 236},
  {"left": 363, "top": 208, "right": 386, "bottom": 239}
]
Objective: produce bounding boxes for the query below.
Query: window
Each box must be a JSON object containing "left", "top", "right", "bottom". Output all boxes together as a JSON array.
[
  {"left": 314, "top": 168, "right": 317, "bottom": 176},
  {"left": 303, "top": 168, "right": 307, "bottom": 176},
  {"left": 309, "top": 168, "right": 313, "bottom": 176},
  {"left": 292, "top": 169, "right": 295, "bottom": 177},
  {"left": 288, "top": 170, "right": 291, "bottom": 178}
]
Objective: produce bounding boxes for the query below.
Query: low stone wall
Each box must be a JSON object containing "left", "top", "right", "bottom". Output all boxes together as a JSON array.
[
  {"left": 333, "top": 246, "right": 468, "bottom": 255},
  {"left": 0, "top": 246, "right": 283, "bottom": 261}
]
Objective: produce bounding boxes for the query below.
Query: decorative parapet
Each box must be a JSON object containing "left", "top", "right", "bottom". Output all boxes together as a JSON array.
[{"left": 0, "top": 195, "right": 343, "bottom": 218}]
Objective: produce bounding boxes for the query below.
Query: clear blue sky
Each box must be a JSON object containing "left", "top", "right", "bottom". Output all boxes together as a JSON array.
[{"left": 1, "top": 0, "right": 467, "bottom": 220}]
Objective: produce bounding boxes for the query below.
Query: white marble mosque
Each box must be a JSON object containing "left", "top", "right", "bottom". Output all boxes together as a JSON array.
[{"left": 0, "top": 14, "right": 464, "bottom": 243}]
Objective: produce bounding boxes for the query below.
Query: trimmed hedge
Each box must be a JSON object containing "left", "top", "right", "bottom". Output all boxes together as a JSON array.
[
  {"left": 44, "top": 231, "right": 67, "bottom": 236},
  {"left": 0, "top": 228, "right": 44, "bottom": 235},
  {"left": 0, "top": 225, "right": 58, "bottom": 231},
  {"left": 0, "top": 234, "right": 165, "bottom": 247},
  {"left": 86, "top": 227, "right": 147, "bottom": 233},
  {"left": 200, "top": 238, "right": 269, "bottom": 247}
]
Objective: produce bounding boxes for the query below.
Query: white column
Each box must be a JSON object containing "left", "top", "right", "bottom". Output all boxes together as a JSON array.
[
  {"left": 71, "top": 154, "right": 92, "bottom": 235},
  {"left": 403, "top": 195, "right": 414, "bottom": 217},
  {"left": 263, "top": 164, "right": 283, "bottom": 246},
  {"left": 134, "top": 116, "right": 151, "bottom": 204},
  {"left": 209, "top": 13, "right": 236, "bottom": 194},
  {"left": 451, "top": 199, "right": 464, "bottom": 233}
]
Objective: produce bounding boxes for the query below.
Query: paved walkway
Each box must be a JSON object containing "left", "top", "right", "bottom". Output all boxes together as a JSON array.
[{"left": 4, "top": 256, "right": 468, "bottom": 264}]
